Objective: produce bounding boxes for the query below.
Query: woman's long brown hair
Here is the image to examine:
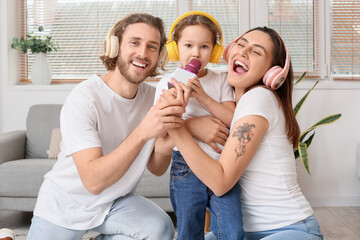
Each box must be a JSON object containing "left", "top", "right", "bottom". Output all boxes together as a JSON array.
[{"left": 246, "top": 27, "right": 300, "bottom": 148}]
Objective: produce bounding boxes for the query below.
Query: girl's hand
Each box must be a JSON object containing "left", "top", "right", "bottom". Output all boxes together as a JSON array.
[
  {"left": 184, "top": 116, "right": 229, "bottom": 153},
  {"left": 187, "top": 77, "right": 209, "bottom": 104}
]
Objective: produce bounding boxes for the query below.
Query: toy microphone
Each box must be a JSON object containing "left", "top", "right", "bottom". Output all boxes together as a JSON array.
[{"left": 168, "top": 58, "right": 201, "bottom": 89}]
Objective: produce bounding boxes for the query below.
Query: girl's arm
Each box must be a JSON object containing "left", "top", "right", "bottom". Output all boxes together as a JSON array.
[
  {"left": 187, "top": 77, "right": 235, "bottom": 128},
  {"left": 168, "top": 114, "right": 269, "bottom": 196}
]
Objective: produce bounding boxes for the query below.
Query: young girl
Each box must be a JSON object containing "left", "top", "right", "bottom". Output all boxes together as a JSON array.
[
  {"left": 154, "top": 11, "right": 244, "bottom": 240},
  {"left": 165, "top": 27, "right": 324, "bottom": 240}
]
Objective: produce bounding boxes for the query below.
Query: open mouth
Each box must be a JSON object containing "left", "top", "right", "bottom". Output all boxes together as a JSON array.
[
  {"left": 132, "top": 60, "right": 148, "bottom": 69},
  {"left": 233, "top": 60, "right": 248, "bottom": 73}
]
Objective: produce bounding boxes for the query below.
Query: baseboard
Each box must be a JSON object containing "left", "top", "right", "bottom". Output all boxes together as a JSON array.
[{"left": 307, "top": 196, "right": 360, "bottom": 207}]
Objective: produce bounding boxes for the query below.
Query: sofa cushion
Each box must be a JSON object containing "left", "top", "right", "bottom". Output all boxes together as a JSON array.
[
  {"left": 26, "top": 104, "right": 62, "bottom": 158},
  {"left": 135, "top": 167, "right": 171, "bottom": 198},
  {"left": 47, "top": 128, "right": 62, "bottom": 159},
  {"left": 0, "top": 159, "right": 56, "bottom": 197}
]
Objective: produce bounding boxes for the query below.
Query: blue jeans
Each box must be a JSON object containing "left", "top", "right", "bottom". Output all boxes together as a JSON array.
[
  {"left": 170, "top": 151, "right": 244, "bottom": 240},
  {"left": 205, "top": 214, "right": 323, "bottom": 240},
  {"left": 245, "top": 214, "right": 323, "bottom": 240},
  {"left": 27, "top": 194, "right": 174, "bottom": 240}
]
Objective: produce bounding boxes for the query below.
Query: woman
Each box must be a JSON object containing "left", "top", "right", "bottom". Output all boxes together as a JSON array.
[{"left": 165, "top": 27, "right": 324, "bottom": 240}]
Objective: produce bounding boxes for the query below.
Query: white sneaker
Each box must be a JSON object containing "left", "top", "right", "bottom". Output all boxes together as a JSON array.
[{"left": 0, "top": 228, "right": 14, "bottom": 240}]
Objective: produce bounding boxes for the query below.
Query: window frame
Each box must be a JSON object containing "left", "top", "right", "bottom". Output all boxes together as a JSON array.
[{"left": 13, "top": 0, "right": 360, "bottom": 85}]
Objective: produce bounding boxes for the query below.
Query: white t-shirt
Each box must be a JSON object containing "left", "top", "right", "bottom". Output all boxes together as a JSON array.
[
  {"left": 155, "top": 69, "right": 234, "bottom": 160},
  {"left": 34, "top": 75, "right": 156, "bottom": 230},
  {"left": 231, "top": 87, "right": 313, "bottom": 232}
]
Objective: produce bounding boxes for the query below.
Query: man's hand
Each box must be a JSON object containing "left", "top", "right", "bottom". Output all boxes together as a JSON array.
[
  {"left": 162, "top": 78, "right": 191, "bottom": 108},
  {"left": 184, "top": 116, "right": 229, "bottom": 153},
  {"left": 139, "top": 100, "right": 184, "bottom": 140},
  {"left": 138, "top": 78, "right": 191, "bottom": 140}
]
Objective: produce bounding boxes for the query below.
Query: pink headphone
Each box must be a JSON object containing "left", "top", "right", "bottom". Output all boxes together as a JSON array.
[{"left": 223, "top": 33, "right": 290, "bottom": 90}]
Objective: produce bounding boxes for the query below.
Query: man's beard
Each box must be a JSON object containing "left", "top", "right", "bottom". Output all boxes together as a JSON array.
[{"left": 117, "top": 54, "right": 156, "bottom": 84}]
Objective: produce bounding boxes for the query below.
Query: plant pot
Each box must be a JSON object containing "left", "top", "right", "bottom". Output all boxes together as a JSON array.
[{"left": 31, "top": 53, "right": 52, "bottom": 85}]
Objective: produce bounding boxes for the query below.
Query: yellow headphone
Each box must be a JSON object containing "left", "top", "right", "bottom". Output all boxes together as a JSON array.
[{"left": 166, "top": 11, "right": 224, "bottom": 63}]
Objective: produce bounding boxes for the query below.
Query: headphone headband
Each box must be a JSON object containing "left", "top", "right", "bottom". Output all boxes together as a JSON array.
[{"left": 167, "top": 11, "right": 223, "bottom": 46}]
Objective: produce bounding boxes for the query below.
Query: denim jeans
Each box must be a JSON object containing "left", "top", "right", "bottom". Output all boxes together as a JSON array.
[
  {"left": 27, "top": 194, "right": 174, "bottom": 240},
  {"left": 205, "top": 214, "right": 323, "bottom": 240},
  {"left": 245, "top": 214, "right": 323, "bottom": 240},
  {"left": 170, "top": 151, "right": 244, "bottom": 240}
]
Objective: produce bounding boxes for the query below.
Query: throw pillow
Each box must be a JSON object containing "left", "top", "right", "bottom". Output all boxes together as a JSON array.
[{"left": 47, "top": 128, "right": 62, "bottom": 159}]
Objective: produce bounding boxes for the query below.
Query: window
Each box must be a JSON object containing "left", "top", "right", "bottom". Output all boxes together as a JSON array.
[
  {"left": 17, "top": 0, "right": 360, "bottom": 83},
  {"left": 268, "top": 0, "right": 324, "bottom": 78},
  {"left": 267, "top": 0, "right": 360, "bottom": 80},
  {"left": 18, "top": 0, "right": 239, "bottom": 83},
  {"left": 331, "top": 0, "right": 360, "bottom": 80}
]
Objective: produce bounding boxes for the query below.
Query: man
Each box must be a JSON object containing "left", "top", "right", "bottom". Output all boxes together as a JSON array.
[{"left": 27, "top": 13, "right": 184, "bottom": 240}]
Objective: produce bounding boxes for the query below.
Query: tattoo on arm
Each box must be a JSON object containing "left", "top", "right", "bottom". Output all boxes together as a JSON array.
[{"left": 232, "top": 123, "right": 256, "bottom": 161}]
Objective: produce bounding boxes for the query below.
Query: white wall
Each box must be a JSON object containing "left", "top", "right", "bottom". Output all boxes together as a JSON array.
[
  {"left": 293, "top": 86, "right": 360, "bottom": 207},
  {"left": 1, "top": 0, "right": 359, "bottom": 207}
]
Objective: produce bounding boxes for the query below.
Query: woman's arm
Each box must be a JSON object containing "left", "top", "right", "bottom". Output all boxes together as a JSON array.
[
  {"left": 147, "top": 134, "right": 174, "bottom": 176},
  {"left": 168, "top": 114, "right": 269, "bottom": 196}
]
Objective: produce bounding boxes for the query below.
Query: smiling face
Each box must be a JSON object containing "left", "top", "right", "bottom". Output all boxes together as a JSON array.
[
  {"left": 177, "top": 24, "right": 214, "bottom": 76},
  {"left": 227, "top": 30, "right": 274, "bottom": 95},
  {"left": 117, "top": 23, "right": 161, "bottom": 84}
]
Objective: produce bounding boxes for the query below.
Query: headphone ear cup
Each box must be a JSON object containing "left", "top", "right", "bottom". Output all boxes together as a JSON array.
[
  {"left": 105, "top": 35, "right": 119, "bottom": 58},
  {"left": 223, "top": 41, "right": 237, "bottom": 62},
  {"left": 209, "top": 43, "right": 224, "bottom": 63},
  {"left": 263, "top": 66, "right": 286, "bottom": 89},
  {"left": 166, "top": 41, "right": 179, "bottom": 61},
  {"left": 157, "top": 47, "right": 169, "bottom": 69}
]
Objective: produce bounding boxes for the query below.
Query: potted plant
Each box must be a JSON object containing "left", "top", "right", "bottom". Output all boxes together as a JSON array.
[
  {"left": 11, "top": 26, "right": 59, "bottom": 85},
  {"left": 293, "top": 72, "right": 342, "bottom": 175}
]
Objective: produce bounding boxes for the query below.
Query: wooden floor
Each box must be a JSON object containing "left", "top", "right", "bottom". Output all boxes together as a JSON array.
[
  {"left": 0, "top": 206, "right": 359, "bottom": 239},
  {"left": 314, "top": 206, "right": 360, "bottom": 240}
]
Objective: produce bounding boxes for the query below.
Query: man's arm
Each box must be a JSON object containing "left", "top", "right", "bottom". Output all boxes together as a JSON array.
[{"left": 73, "top": 98, "right": 185, "bottom": 195}]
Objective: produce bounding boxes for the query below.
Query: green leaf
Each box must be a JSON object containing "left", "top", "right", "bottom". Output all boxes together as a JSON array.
[
  {"left": 302, "top": 131, "right": 315, "bottom": 149},
  {"left": 294, "top": 132, "right": 315, "bottom": 159},
  {"left": 294, "top": 72, "right": 307, "bottom": 86},
  {"left": 299, "top": 114, "right": 342, "bottom": 142},
  {"left": 293, "top": 81, "right": 319, "bottom": 117},
  {"left": 11, "top": 26, "right": 59, "bottom": 54},
  {"left": 298, "top": 142, "right": 310, "bottom": 175},
  {"left": 294, "top": 148, "right": 299, "bottom": 159}
]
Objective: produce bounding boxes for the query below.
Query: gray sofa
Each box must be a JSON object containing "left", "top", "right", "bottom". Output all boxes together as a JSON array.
[{"left": 0, "top": 104, "right": 172, "bottom": 212}]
